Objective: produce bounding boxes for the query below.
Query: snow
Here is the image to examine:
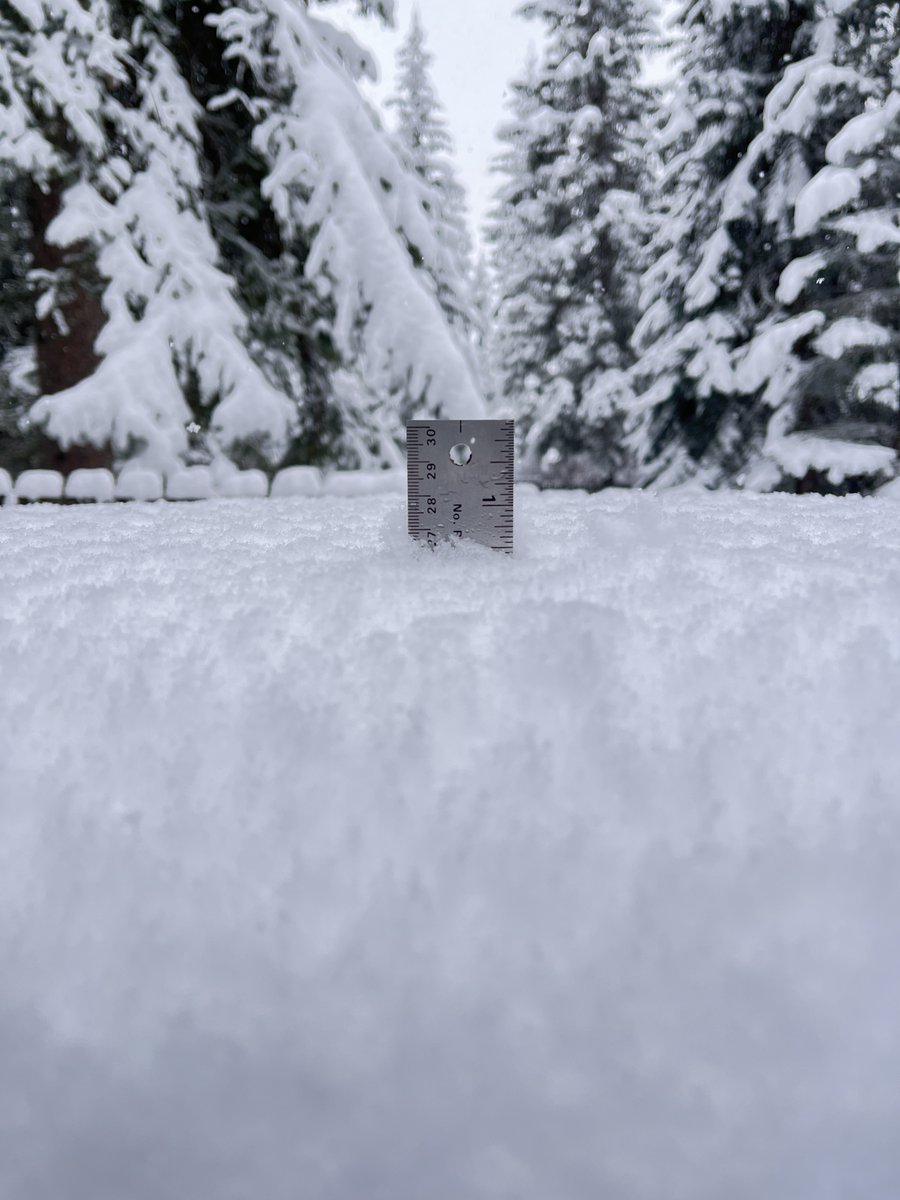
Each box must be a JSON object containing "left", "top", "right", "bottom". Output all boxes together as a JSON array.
[
  {"left": 271, "top": 465, "right": 325, "bottom": 498},
  {"left": 793, "top": 165, "right": 861, "bottom": 236},
  {"left": 2, "top": 490, "right": 900, "bottom": 1200},
  {"left": 166, "top": 466, "right": 214, "bottom": 502},
  {"left": 217, "top": 468, "right": 270, "bottom": 499},
  {"left": 325, "top": 468, "right": 406, "bottom": 496},
  {"left": 0, "top": 468, "right": 11, "bottom": 501},
  {"left": 771, "top": 433, "right": 897, "bottom": 484},
  {"left": 826, "top": 92, "right": 900, "bottom": 165},
  {"left": 815, "top": 318, "right": 892, "bottom": 360},
  {"left": 115, "top": 468, "right": 164, "bottom": 502},
  {"left": 775, "top": 251, "right": 827, "bottom": 305},
  {"left": 64, "top": 468, "right": 116, "bottom": 503},
  {"left": 13, "top": 469, "right": 64, "bottom": 502},
  {"left": 834, "top": 210, "right": 900, "bottom": 253}
]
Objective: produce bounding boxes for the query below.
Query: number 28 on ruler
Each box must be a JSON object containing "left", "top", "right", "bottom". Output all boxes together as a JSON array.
[{"left": 407, "top": 420, "right": 515, "bottom": 555}]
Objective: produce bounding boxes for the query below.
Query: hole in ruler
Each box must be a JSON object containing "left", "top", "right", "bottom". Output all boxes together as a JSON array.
[{"left": 449, "top": 443, "right": 472, "bottom": 467}]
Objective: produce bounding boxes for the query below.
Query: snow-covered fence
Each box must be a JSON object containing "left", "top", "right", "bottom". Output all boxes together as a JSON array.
[{"left": 1, "top": 467, "right": 409, "bottom": 506}]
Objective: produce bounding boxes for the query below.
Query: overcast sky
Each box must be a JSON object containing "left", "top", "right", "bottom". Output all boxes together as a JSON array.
[{"left": 333, "top": 0, "right": 537, "bottom": 245}]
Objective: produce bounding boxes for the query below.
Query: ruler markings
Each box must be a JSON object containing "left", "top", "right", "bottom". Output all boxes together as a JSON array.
[{"left": 407, "top": 420, "right": 515, "bottom": 555}]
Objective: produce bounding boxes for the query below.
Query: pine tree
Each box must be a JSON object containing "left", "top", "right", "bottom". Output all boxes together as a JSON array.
[
  {"left": 0, "top": 166, "right": 43, "bottom": 474},
  {"left": 0, "top": 0, "right": 292, "bottom": 475},
  {"left": 1, "top": 0, "right": 484, "bottom": 478},
  {"left": 486, "top": 50, "right": 544, "bottom": 425},
  {"left": 489, "top": 0, "right": 658, "bottom": 489},
  {"left": 388, "top": 7, "right": 476, "bottom": 337},
  {"left": 631, "top": 0, "right": 899, "bottom": 493},
  {"left": 210, "top": 0, "right": 485, "bottom": 463}
]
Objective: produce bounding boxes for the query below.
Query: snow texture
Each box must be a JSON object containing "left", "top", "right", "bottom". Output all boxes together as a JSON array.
[
  {"left": 271, "top": 465, "right": 325, "bottom": 498},
  {"left": 2, "top": 491, "right": 900, "bottom": 1200},
  {"left": 115, "top": 469, "right": 164, "bottom": 502},
  {"left": 65, "top": 469, "right": 116, "bottom": 503},
  {"left": 793, "top": 165, "right": 861, "bottom": 236},
  {"left": 166, "top": 467, "right": 214, "bottom": 502},
  {"left": 772, "top": 433, "right": 898, "bottom": 484},
  {"left": 217, "top": 469, "right": 270, "bottom": 499},
  {"left": 13, "top": 469, "right": 64, "bottom": 502}
]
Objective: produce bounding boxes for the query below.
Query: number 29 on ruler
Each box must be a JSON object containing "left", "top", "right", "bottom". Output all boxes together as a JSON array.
[{"left": 407, "top": 420, "right": 515, "bottom": 555}]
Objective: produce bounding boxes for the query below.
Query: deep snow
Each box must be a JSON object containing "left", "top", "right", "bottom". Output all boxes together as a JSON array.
[{"left": 2, "top": 489, "right": 900, "bottom": 1200}]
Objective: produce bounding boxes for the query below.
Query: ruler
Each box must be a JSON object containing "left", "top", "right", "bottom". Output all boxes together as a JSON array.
[{"left": 407, "top": 419, "right": 515, "bottom": 554}]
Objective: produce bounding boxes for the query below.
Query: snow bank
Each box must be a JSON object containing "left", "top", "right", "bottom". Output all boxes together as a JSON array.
[
  {"left": 115, "top": 468, "right": 164, "bottom": 502},
  {"left": 217, "top": 469, "right": 270, "bottom": 499},
  {"left": 14, "top": 469, "right": 64, "bottom": 502},
  {"left": 271, "top": 465, "right": 324, "bottom": 498},
  {"left": 1, "top": 492, "right": 900, "bottom": 1200},
  {"left": 166, "top": 466, "right": 213, "bottom": 502},
  {"left": 64, "top": 468, "right": 116, "bottom": 503}
]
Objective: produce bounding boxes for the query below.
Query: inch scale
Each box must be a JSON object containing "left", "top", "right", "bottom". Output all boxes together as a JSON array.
[{"left": 408, "top": 420, "right": 515, "bottom": 555}]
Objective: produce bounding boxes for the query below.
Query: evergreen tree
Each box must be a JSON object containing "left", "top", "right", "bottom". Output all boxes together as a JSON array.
[
  {"left": 489, "top": 0, "right": 658, "bottom": 489},
  {"left": 486, "top": 50, "right": 544, "bottom": 426},
  {"left": 0, "top": 0, "right": 483, "bottom": 477},
  {"left": 631, "top": 0, "right": 899, "bottom": 492},
  {"left": 388, "top": 7, "right": 475, "bottom": 337},
  {"left": 0, "top": 0, "right": 292, "bottom": 475},
  {"left": 210, "top": 0, "right": 484, "bottom": 462},
  {"left": 0, "top": 167, "right": 42, "bottom": 474}
]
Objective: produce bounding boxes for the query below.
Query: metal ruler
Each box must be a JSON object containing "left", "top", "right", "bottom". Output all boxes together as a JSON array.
[{"left": 407, "top": 419, "right": 515, "bottom": 554}]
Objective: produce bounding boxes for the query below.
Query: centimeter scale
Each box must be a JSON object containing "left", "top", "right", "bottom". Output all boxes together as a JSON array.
[{"left": 407, "top": 420, "right": 515, "bottom": 555}]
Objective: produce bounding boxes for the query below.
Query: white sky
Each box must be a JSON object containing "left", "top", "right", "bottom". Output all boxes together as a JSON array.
[{"left": 333, "top": 0, "right": 537, "bottom": 245}]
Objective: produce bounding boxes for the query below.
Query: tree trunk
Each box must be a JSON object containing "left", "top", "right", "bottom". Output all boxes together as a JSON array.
[{"left": 28, "top": 180, "right": 113, "bottom": 472}]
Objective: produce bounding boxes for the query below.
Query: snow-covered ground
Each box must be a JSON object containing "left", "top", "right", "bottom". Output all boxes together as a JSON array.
[{"left": 2, "top": 489, "right": 900, "bottom": 1200}]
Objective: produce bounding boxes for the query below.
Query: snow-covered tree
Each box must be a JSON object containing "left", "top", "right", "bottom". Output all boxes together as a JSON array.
[
  {"left": 489, "top": 0, "right": 658, "bottom": 489},
  {"left": 0, "top": 167, "right": 43, "bottom": 474},
  {"left": 210, "top": 0, "right": 484, "bottom": 462},
  {"left": 0, "top": 0, "right": 294, "bottom": 475},
  {"left": 631, "top": 0, "right": 899, "bottom": 492},
  {"left": 486, "top": 50, "right": 544, "bottom": 424},
  {"left": 1, "top": 0, "right": 484, "bottom": 477},
  {"left": 388, "top": 7, "right": 476, "bottom": 336}
]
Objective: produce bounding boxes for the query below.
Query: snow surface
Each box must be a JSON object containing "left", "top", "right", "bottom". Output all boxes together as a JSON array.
[
  {"left": 13, "top": 469, "right": 64, "bottom": 502},
  {"left": 115, "top": 468, "right": 164, "bottom": 502},
  {"left": 166, "top": 466, "right": 214, "bottom": 502},
  {"left": 217, "top": 468, "right": 270, "bottom": 499},
  {"left": 65, "top": 468, "right": 116, "bottom": 503},
  {"left": 2, "top": 490, "right": 900, "bottom": 1200},
  {"left": 271, "top": 465, "right": 325, "bottom": 497}
]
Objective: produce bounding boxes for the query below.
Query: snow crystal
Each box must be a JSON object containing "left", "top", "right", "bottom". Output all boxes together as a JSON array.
[
  {"left": 794, "top": 165, "right": 861, "bottom": 236},
  {"left": 2, "top": 492, "right": 900, "bottom": 1200},
  {"left": 14, "top": 469, "right": 64, "bottom": 502},
  {"left": 217, "top": 469, "right": 270, "bottom": 499},
  {"left": 64, "top": 468, "right": 116, "bottom": 503},
  {"left": 166, "top": 466, "right": 213, "bottom": 502},
  {"left": 115, "top": 468, "right": 164, "bottom": 502},
  {"left": 271, "top": 466, "right": 324, "bottom": 498},
  {"left": 816, "top": 317, "right": 892, "bottom": 359}
]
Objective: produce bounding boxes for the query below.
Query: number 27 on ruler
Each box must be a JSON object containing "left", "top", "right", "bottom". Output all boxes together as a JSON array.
[{"left": 407, "top": 420, "right": 515, "bottom": 555}]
